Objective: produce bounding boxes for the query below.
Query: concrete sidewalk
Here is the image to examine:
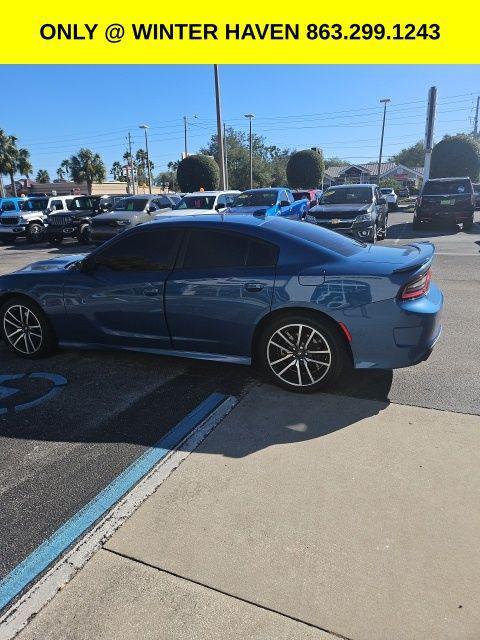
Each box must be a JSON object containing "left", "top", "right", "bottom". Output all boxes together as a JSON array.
[{"left": 17, "top": 386, "right": 480, "bottom": 640}]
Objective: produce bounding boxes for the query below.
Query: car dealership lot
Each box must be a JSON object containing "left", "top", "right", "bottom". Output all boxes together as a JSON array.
[{"left": 1, "top": 209, "right": 480, "bottom": 635}]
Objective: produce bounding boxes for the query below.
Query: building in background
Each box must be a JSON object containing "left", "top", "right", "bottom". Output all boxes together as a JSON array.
[{"left": 324, "top": 162, "right": 423, "bottom": 189}]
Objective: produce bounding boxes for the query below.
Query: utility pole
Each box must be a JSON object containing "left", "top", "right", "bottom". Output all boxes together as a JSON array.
[
  {"left": 127, "top": 131, "right": 135, "bottom": 195},
  {"left": 245, "top": 113, "right": 255, "bottom": 189},
  {"left": 213, "top": 65, "right": 226, "bottom": 190},
  {"left": 0, "top": 174, "right": 5, "bottom": 199},
  {"left": 183, "top": 116, "right": 188, "bottom": 157},
  {"left": 423, "top": 86, "right": 437, "bottom": 182},
  {"left": 223, "top": 122, "right": 228, "bottom": 190},
  {"left": 376, "top": 99, "right": 390, "bottom": 185},
  {"left": 139, "top": 124, "right": 152, "bottom": 194},
  {"left": 474, "top": 96, "right": 479, "bottom": 137}
]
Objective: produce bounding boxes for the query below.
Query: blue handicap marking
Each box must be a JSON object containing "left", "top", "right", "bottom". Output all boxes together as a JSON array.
[{"left": 0, "top": 372, "right": 67, "bottom": 415}]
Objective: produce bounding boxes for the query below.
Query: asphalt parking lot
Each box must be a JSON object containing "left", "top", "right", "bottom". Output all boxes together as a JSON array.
[{"left": 1, "top": 206, "right": 479, "bottom": 605}]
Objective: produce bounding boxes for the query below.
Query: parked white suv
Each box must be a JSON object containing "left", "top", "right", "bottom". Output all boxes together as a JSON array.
[
  {"left": 380, "top": 188, "right": 398, "bottom": 211},
  {"left": 154, "top": 190, "right": 240, "bottom": 217}
]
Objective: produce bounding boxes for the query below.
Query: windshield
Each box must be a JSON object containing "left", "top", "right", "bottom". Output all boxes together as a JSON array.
[
  {"left": 233, "top": 191, "right": 278, "bottom": 208},
  {"left": 113, "top": 198, "right": 149, "bottom": 212},
  {"left": 67, "top": 197, "right": 95, "bottom": 211},
  {"left": 20, "top": 198, "right": 48, "bottom": 211},
  {"left": 423, "top": 180, "right": 472, "bottom": 195},
  {"left": 380, "top": 188, "right": 392, "bottom": 194},
  {"left": 320, "top": 187, "right": 373, "bottom": 205},
  {"left": 174, "top": 195, "right": 216, "bottom": 210},
  {"left": 292, "top": 192, "right": 309, "bottom": 201}
]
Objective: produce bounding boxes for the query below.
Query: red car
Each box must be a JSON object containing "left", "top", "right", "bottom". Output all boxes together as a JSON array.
[{"left": 292, "top": 189, "right": 322, "bottom": 209}]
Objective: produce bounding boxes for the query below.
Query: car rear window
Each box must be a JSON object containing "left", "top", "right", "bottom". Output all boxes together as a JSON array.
[
  {"left": 423, "top": 180, "right": 472, "bottom": 195},
  {"left": 272, "top": 218, "right": 364, "bottom": 257}
]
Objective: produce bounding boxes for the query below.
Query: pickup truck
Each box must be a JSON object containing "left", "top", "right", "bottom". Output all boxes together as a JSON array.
[
  {"left": 226, "top": 188, "right": 309, "bottom": 220},
  {"left": 0, "top": 197, "right": 48, "bottom": 244}
]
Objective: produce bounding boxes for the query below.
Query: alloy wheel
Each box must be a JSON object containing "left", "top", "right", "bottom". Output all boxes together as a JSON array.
[
  {"left": 3, "top": 304, "right": 43, "bottom": 355},
  {"left": 266, "top": 323, "right": 332, "bottom": 388}
]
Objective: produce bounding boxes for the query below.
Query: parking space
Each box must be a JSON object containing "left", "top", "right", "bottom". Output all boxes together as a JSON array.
[{"left": 1, "top": 208, "right": 479, "bottom": 615}]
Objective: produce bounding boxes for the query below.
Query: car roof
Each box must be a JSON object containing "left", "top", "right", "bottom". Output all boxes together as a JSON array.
[
  {"left": 242, "top": 188, "right": 281, "bottom": 193},
  {"left": 183, "top": 191, "right": 239, "bottom": 196},
  {"left": 327, "top": 184, "right": 374, "bottom": 189},
  {"left": 1, "top": 196, "right": 28, "bottom": 202},
  {"left": 425, "top": 176, "right": 471, "bottom": 182},
  {"left": 148, "top": 213, "right": 271, "bottom": 229}
]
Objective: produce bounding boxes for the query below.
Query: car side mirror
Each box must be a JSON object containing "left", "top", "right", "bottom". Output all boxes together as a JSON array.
[
  {"left": 147, "top": 205, "right": 156, "bottom": 214},
  {"left": 215, "top": 204, "right": 224, "bottom": 211},
  {"left": 279, "top": 200, "right": 290, "bottom": 208}
]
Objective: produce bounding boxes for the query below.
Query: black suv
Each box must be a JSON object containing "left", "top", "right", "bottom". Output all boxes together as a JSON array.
[
  {"left": 414, "top": 177, "right": 475, "bottom": 230},
  {"left": 46, "top": 195, "right": 102, "bottom": 245},
  {"left": 307, "top": 184, "right": 388, "bottom": 243}
]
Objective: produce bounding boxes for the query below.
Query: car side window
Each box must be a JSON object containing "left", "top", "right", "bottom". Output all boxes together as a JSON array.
[
  {"left": 154, "top": 197, "right": 171, "bottom": 208},
  {"left": 216, "top": 195, "right": 227, "bottom": 208},
  {"left": 93, "top": 229, "right": 182, "bottom": 272},
  {"left": 287, "top": 191, "right": 294, "bottom": 204},
  {"left": 226, "top": 195, "right": 236, "bottom": 206},
  {"left": 181, "top": 229, "right": 278, "bottom": 269},
  {"left": 51, "top": 200, "right": 63, "bottom": 211}
]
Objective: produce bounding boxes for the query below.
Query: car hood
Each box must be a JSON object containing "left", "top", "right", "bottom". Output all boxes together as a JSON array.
[
  {"left": 15, "top": 254, "right": 85, "bottom": 273},
  {"left": 91, "top": 211, "right": 137, "bottom": 223},
  {"left": 311, "top": 203, "right": 372, "bottom": 218}
]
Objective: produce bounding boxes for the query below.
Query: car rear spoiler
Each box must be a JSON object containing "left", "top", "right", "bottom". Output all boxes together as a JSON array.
[{"left": 392, "top": 242, "right": 435, "bottom": 274}]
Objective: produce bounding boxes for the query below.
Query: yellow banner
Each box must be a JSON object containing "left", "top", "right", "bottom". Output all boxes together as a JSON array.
[{"left": 1, "top": 0, "right": 477, "bottom": 64}]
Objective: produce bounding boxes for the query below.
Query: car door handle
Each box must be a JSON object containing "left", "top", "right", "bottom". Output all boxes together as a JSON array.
[
  {"left": 143, "top": 287, "right": 159, "bottom": 296},
  {"left": 244, "top": 282, "right": 264, "bottom": 292}
]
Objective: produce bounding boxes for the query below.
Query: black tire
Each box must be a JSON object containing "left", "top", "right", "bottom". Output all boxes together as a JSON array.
[
  {"left": 257, "top": 312, "right": 349, "bottom": 393},
  {"left": 412, "top": 218, "right": 422, "bottom": 230},
  {"left": 26, "top": 223, "right": 45, "bottom": 244},
  {"left": 78, "top": 223, "right": 91, "bottom": 245},
  {"left": 0, "top": 296, "right": 56, "bottom": 358},
  {"left": 48, "top": 236, "right": 63, "bottom": 246},
  {"left": 463, "top": 217, "right": 474, "bottom": 231}
]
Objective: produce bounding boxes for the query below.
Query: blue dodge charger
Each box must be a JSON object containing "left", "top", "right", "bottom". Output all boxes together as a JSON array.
[{"left": 0, "top": 215, "right": 443, "bottom": 392}]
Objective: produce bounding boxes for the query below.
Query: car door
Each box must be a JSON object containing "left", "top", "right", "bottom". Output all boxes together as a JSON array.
[
  {"left": 63, "top": 227, "right": 183, "bottom": 349},
  {"left": 165, "top": 227, "right": 278, "bottom": 358}
]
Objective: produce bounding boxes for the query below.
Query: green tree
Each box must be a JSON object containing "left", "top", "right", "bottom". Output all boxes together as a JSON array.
[
  {"left": 324, "top": 157, "right": 349, "bottom": 169},
  {"left": 36, "top": 169, "right": 50, "bottom": 183},
  {"left": 389, "top": 141, "right": 425, "bottom": 168},
  {"left": 430, "top": 134, "right": 480, "bottom": 181},
  {"left": 17, "top": 148, "right": 33, "bottom": 181},
  {"left": 379, "top": 178, "right": 401, "bottom": 189},
  {"left": 0, "top": 130, "right": 20, "bottom": 196},
  {"left": 110, "top": 161, "right": 126, "bottom": 182},
  {"left": 177, "top": 154, "right": 220, "bottom": 192},
  {"left": 200, "top": 127, "right": 291, "bottom": 190},
  {"left": 69, "top": 148, "right": 106, "bottom": 194},
  {"left": 135, "top": 149, "right": 154, "bottom": 186},
  {"left": 287, "top": 149, "right": 324, "bottom": 188},
  {"left": 56, "top": 159, "right": 71, "bottom": 181}
]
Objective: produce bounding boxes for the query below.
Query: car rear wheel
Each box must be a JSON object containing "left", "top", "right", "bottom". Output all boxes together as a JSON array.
[
  {"left": 0, "top": 296, "right": 56, "bottom": 358},
  {"left": 258, "top": 314, "right": 348, "bottom": 392},
  {"left": 26, "top": 223, "right": 45, "bottom": 244}
]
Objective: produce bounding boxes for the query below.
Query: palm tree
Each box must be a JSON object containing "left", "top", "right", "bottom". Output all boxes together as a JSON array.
[
  {"left": 56, "top": 158, "right": 71, "bottom": 181},
  {"left": 69, "top": 148, "right": 106, "bottom": 195},
  {"left": 0, "top": 131, "right": 20, "bottom": 196},
  {"left": 110, "top": 161, "right": 123, "bottom": 181},
  {"left": 17, "top": 148, "right": 33, "bottom": 185},
  {"left": 36, "top": 169, "right": 50, "bottom": 183}
]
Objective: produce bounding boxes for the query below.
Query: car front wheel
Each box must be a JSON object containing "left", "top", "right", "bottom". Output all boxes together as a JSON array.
[
  {"left": 258, "top": 314, "right": 349, "bottom": 392},
  {"left": 26, "top": 223, "right": 45, "bottom": 244},
  {"left": 0, "top": 296, "right": 56, "bottom": 358}
]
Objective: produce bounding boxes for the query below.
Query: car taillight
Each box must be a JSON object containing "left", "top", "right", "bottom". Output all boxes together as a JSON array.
[{"left": 400, "top": 269, "right": 431, "bottom": 300}]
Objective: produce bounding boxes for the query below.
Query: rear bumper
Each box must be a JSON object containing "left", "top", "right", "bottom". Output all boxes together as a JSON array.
[
  {"left": 416, "top": 208, "right": 474, "bottom": 222},
  {"left": 339, "top": 283, "right": 443, "bottom": 370}
]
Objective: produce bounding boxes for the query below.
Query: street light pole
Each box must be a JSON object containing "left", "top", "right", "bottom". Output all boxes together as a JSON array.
[
  {"left": 183, "top": 116, "right": 188, "bottom": 157},
  {"left": 223, "top": 122, "right": 229, "bottom": 190},
  {"left": 127, "top": 131, "right": 135, "bottom": 195},
  {"left": 213, "top": 65, "right": 226, "bottom": 190},
  {"left": 376, "top": 99, "right": 390, "bottom": 185},
  {"left": 245, "top": 113, "right": 255, "bottom": 189},
  {"left": 139, "top": 124, "right": 152, "bottom": 194}
]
